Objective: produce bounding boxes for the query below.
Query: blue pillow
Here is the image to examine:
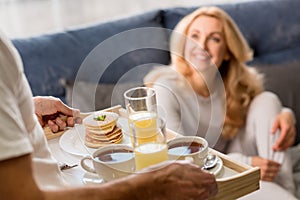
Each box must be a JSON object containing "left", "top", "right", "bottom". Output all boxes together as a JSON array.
[
  {"left": 12, "top": 9, "right": 168, "bottom": 100},
  {"left": 250, "top": 46, "right": 300, "bottom": 65}
]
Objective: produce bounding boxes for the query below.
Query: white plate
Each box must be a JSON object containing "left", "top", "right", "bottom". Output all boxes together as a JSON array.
[
  {"left": 205, "top": 155, "right": 223, "bottom": 176},
  {"left": 59, "top": 117, "right": 131, "bottom": 156}
]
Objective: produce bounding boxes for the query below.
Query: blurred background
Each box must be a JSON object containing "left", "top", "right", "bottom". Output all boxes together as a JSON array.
[{"left": 0, "top": 0, "right": 249, "bottom": 38}]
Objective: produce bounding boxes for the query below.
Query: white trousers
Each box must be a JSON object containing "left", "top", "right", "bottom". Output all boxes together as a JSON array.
[{"left": 226, "top": 92, "right": 296, "bottom": 199}]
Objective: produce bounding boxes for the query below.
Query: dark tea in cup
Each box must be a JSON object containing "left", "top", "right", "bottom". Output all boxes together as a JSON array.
[
  {"left": 95, "top": 149, "right": 134, "bottom": 163},
  {"left": 168, "top": 141, "right": 204, "bottom": 155},
  {"left": 167, "top": 136, "right": 208, "bottom": 166}
]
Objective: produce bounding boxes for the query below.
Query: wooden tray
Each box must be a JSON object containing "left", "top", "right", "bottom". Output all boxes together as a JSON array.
[
  {"left": 209, "top": 149, "right": 260, "bottom": 200},
  {"left": 44, "top": 105, "right": 260, "bottom": 199},
  {"left": 165, "top": 130, "right": 260, "bottom": 199}
]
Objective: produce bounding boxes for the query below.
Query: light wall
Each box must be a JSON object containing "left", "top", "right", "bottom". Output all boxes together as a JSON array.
[{"left": 0, "top": 0, "right": 245, "bottom": 38}]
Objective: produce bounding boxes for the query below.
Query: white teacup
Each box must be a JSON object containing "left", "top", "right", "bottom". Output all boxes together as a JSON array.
[
  {"left": 80, "top": 144, "right": 135, "bottom": 182},
  {"left": 167, "top": 136, "right": 208, "bottom": 166}
]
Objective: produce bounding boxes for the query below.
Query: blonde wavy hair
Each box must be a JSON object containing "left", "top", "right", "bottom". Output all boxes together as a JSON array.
[{"left": 170, "top": 6, "right": 263, "bottom": 139}]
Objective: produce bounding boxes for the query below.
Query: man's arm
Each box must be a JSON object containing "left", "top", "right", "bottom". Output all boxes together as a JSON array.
[
  {"left": 0, "top": 154, "right": 43, "bottom": 199},
  {"left": 0, "top": 154, "right": 217, "bottom": 200},
  {"left": 0, "top": 154, "right": 138, "bottom": 200}
]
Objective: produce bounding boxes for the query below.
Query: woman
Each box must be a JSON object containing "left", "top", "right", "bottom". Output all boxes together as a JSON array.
[{"left": 145, "top": 7, "right": 296, "bottom": 199}]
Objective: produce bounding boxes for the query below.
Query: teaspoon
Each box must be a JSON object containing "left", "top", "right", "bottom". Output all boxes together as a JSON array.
[{"left": 202, "top": 154, "right": 218, "bottom": 170}]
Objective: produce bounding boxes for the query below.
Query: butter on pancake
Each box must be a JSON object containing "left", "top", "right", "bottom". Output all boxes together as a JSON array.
[
  {"left": 83, "top": 111, "right": 118, "bottom": 129},
  {"left": 83, "top": 111, "right": 123, "bottom": 148}
]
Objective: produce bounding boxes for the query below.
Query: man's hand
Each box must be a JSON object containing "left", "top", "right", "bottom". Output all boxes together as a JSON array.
[
  {"left": 271, "top": 110, "right": 296, "bottom": 151},
  {"left": 34, "top": 96, "right": 82, "bottom": 133},
  {"left": 135, "top": 160, "right": 218, "bottom": 200}
]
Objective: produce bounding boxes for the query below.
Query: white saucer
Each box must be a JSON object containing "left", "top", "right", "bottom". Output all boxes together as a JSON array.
[{"left": 82, "top": 172, "right": 105, "bottom": 185}]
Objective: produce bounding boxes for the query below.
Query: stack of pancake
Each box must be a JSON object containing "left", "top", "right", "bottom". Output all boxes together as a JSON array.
[{"left": 83, "top": 111, "right": 123, "bottom": 148}]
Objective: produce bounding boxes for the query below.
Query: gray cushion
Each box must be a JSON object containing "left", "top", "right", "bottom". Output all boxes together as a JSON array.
[
  {"left": 64, "top": 62, "right": 159, "bottom": 112},
  {"left": 255, "top": 62, "right": 300, "bottom": 144},
  {"left": 64, "top": 80, "right": 142, "bottom": 112}
]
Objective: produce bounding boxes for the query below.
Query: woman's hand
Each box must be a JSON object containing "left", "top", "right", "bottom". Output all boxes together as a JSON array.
[
  {"left": 33, "top": 96, "right": 82, "bottom": 132},
  {"left": 252, "top": 156, "right": 281, "bottom": 182},
  {"left": 271, "top": 109, "right": 296, "bottom": 151}
]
